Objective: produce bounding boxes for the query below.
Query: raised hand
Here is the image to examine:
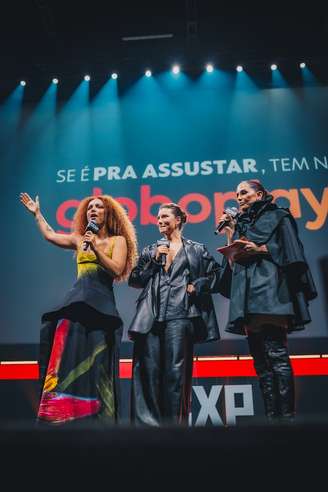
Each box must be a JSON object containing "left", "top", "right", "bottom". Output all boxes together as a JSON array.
[
  {"left": 20, "top": 193, "right": 40, "bottom": 215},
  {"left": 19, "top": 192, "right": 77, "bottom": 249}
]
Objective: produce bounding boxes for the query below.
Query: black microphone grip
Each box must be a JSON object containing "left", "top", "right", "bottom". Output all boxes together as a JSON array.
[
  {"left": 82, "top": 238, "right": 92, "bottom": 251},
  {"left": 156, "top": 239, "right": 170, "bottom": 267},
  {"left": 215, "top": 220, "right": 230, "bottom": 235},
  {"left": 214, "top": 207, "right": 239, "bottom": 235},
  {"left": 82, "top": 220, "right": 100, "bottom": 251},
  {"left": 160, "top": 253, "right": 166, "bottom": 266}
]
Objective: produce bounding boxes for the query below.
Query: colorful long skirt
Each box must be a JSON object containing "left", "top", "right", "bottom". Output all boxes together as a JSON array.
[{"left": 37, "top": 319, "right": 120, "bottom": 425}]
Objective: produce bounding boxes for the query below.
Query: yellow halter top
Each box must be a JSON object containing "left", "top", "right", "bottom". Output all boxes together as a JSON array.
[{"left": 76, "top": 238, "right": 116, "bottom": 278}]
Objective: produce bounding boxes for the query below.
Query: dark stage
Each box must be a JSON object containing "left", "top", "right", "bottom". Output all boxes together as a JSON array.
[{"left": 1, "top": 422, "right": 327, "bottom": 489}]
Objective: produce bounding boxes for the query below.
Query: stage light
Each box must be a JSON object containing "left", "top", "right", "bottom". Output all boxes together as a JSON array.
[
  {"left": 145, "top": 69, "right": 152, "bottom": 77},
  {"left": 52, "top": 78, "right": 59, "bottom": 84},
  {"left": 172, "top": 64, "right": 180, "bottom": 74},
  {"left": 111, "top": 72, "right": 118, "bottom": 80},
  {"left": 20, "top": 80, "right": 26, "bottom": 86},
  {"left": 206, "top": 63, "right": 214, "bottom": 73},
  {"left": 236, "top": 65, "right": 243, "bottom": 72},
  {"left": 300, "top": 62, "right": 306, "bottom": 69},
  {"left": 271, "top": 64, "right": 278, "bottom": 71},
  {"left": 84, "top": 75, "right": 91, "bottom": 81}
]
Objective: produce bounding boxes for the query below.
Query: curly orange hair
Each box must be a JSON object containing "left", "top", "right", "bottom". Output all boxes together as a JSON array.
[{"left": 72, "top": 195, "right": 138, "bottom": 281}]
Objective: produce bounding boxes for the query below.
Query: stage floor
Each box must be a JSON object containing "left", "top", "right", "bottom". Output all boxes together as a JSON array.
[{"left": 1, "top": 421, "right": 327, "bottom": 488}]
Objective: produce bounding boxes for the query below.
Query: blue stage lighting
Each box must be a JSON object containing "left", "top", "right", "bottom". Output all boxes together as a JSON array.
[
  {"left": 84, "top": 75, "right": 91, "bottom": 81},
  {"left": 271, "top": 64, "right": 278, "bottom": 71},
  {"left": 206, "top": 64, "right": 214, "bottom": 73},
  {"left": 111, "top": 73, "right": 118, "bottom": 80},
  {"left": 145, "top": 69, "right": 152, "bottom": 77}
]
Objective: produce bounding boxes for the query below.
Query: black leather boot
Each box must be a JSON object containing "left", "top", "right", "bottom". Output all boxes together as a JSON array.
[
  {"left": 247, "top": 332, "right": 279, "bottom": 421},
  {"left": 262, "top": 327, "right": 295, "bottom": 421}
]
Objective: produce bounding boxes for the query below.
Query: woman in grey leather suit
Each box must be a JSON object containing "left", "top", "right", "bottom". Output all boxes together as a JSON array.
[{"left": 128, "top": 203, "right": 221, "bottom": 426}]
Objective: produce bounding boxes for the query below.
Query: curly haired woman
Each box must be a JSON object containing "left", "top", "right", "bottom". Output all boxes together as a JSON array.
[{"left": 20, "top": 193, "right": 137, "bottom": 425}]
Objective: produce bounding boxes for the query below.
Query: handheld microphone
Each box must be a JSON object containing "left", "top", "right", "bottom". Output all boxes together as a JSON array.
[
  {"left": 214, "top": 207, "right": 239, "bottom": 235},
  {"left": 82, "top": 220, "right": 100, "bottom": 251},
  {"left": 156, "top": 239, "right": 170, "bottom": 266}
]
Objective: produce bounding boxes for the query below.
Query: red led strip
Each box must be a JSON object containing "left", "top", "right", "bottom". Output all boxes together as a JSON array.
[
  {"left": 0, "top": 363, "right": 40, "bottom": 380},
  {"left": 1, "top": 357, "right": 328, "bottom": 380},
  {"left": 119, "top": 357, "right": 328, "bottom": 379}
]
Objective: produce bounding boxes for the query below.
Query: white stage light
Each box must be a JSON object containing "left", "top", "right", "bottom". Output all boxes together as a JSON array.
[
  {"left": 206, "top": 64, "right": 214, "bottom": 73},
  {"left": 84, "top": 75, "right": 91, "bottom": 81},
  {"left": 271, "top": 64, "right": 278, "bottom": 71},
  {"left": 52, "top": 78, "right": 59, "bottom": 84},
  {"left": 236, "top": 65, "right": 243, "bottom": 72},
  {"left": 145, "top": 69, "right": 152, "bottom": 77},
  {"left": 111, "top": 73, "right": 118, "bottom": 80},
  {"left": 300, "top": 62, "right": 306, "bottom": 69},
  {"left": 172, "top": 64, "right": 180, "bottom": 74},
  {"left": 20, "top": 80, "right": 26, "bottom": 86}
]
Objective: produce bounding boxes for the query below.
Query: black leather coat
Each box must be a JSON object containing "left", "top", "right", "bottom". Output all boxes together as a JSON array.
[
  {"left": 128, "top": 238, "right": 221, "bottom": 343},
  {"left": 219, "top": 196, "right": 317, "bottom": 335}
]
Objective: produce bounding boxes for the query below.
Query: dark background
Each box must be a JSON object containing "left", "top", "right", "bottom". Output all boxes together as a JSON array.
[{"left": 1, "top": 1, "right": 328, "bottom": 96}]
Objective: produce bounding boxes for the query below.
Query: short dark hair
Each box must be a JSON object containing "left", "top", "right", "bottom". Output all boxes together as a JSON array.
[{"left": 158, "top": 203, "right": 188, "bottom": 230}]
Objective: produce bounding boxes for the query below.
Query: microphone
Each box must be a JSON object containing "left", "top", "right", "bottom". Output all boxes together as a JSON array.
[
  {"left": 156, "top": 239, "right": 170, "bottom": 266},
  {"left": 82, "top": 220, "right": 100, "bottom": 251},
  {"left": 214, "top": 207, "right": 239, "bottom": 235}
]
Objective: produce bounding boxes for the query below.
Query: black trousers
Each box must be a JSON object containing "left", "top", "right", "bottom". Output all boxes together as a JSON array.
[
  {"left": 247, "top": 325, "right": 295, "bottom": 420},
  {"left": 131, "top": 319, "right": 194, "bottom": 426}
]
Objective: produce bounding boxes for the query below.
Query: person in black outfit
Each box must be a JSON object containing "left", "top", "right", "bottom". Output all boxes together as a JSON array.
[
  {"left": 128, "top": 203, "right": 221, "bottom": 426},
  {"left": 217, "top": 179, "right": 317, "bottom": 422}
]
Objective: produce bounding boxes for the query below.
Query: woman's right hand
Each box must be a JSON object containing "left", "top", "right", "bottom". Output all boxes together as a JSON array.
[
  {"left": 155, "top": 245, "right": 169, "bottom": 261},
  {"left": 19, "top": 193, "right": 40, "bottom": 216},
  {"left": 217, "top": 213, "right": 235, "bottom": 242}
]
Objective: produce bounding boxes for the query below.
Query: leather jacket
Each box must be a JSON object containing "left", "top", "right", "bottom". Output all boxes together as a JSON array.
[{"left": 128, "top": 238, "right": 221, "bottom": 343}]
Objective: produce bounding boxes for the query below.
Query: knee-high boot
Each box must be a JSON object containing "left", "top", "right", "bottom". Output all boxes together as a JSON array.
[
  {"left": 262, "top": 327, "right": 295, "bottom": 420},
  {"left": 247, "top": 332, "right": 279, "bottom": 420}
]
